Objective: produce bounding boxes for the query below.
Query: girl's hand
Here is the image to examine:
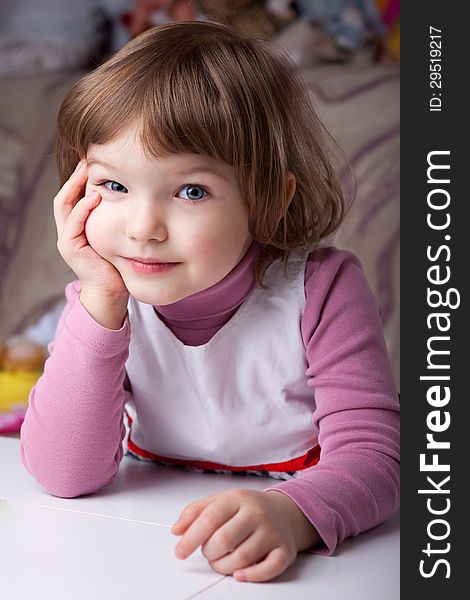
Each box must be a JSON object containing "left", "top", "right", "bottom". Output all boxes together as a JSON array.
[
  {"left": 171, "top": 488, "right": 320, "bottom": 583},
  {"left": 53, "top": 160, "right": 129, "bottom": 299}
]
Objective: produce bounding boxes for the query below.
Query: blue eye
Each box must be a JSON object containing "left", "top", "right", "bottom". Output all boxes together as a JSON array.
[
  {"left": 178, "top": 184, "right": 208, "bottom": 202},
  {"left": 102, "top": 181, "right": 128, "bottom": 193}
]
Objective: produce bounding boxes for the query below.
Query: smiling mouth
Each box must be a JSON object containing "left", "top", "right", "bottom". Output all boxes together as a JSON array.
[
  {"left": 127, "top": 257, "right": 179, "bottom": 264},
  {"left": 125, "top": 257, "right": 181, "bottom": 274}
]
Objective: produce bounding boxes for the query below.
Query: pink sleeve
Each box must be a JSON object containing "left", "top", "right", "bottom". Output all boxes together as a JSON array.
[
  {"left": 20, "top": 280, "right": 132, "bottom": 498},
  {"left": 264, "top": 248, "right": 400, "bottom": 555}
]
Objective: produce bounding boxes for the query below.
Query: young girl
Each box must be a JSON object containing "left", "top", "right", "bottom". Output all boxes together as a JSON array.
[{"left": 20, "top": 21, "right": 400, "bottom": 583}]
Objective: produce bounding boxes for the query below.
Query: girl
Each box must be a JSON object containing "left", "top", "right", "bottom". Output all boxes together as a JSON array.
[{"left": 20, "top": 21, "right": 400, "bottom": 583}]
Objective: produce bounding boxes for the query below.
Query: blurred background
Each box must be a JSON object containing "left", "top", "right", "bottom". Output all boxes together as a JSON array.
[{"left": 0, "top": 0, "right": 399, "bottom": 432}]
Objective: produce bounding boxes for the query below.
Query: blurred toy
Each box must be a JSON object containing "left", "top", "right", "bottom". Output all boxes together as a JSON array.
[
  {"left": 375, "top": 0, "right": 399, "bottom": 62},
  {"left": 0, "top": 336, "right": 46, "bottom": 433},
  {"left": 0, "top": 301, "right": 64, "bottom": 433},
  {"left": 124, "top": 0, "right": 296, "bottom": 41},
  {"left": 295, "top": 0, "right": 385, "bottom": 50}
]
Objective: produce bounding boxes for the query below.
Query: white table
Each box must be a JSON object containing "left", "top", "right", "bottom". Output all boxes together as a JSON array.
[{"left": 0, "top": 435, "right": 399, "bottom": 599}]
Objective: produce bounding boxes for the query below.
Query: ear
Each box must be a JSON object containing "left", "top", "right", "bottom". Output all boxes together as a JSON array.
[{"left": 285, "top": 171, "right": 296, "bottom": 208}]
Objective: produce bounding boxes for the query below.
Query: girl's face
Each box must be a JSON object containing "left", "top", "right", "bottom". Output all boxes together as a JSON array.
[{"left": 84, "top": 128, "right": 252, "bottom": 305}]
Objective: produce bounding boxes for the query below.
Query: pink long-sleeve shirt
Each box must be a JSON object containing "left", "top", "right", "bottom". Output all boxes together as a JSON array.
[{"left": 20, "top": 242, "right": 400, "bottom": 555}]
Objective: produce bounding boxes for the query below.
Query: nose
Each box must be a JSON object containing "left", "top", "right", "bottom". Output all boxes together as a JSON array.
[{"left": 125, "top": 199, "right": 168, "bottom": 242}]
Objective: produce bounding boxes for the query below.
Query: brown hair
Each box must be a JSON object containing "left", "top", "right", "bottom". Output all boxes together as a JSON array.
[{"left": 56, "top": 20, "right": 351, "bottom": 286}]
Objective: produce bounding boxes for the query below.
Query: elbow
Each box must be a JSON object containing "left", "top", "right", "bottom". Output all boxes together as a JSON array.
[
  {"left": 40, "top": 476, "right": 106, "bottom": 499},
  {"left": 20, "top": 442, "right": 113, "bottom": 499}
]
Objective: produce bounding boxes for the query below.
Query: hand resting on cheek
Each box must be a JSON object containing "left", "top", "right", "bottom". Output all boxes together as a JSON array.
[{"left": 54, "top": 159, "right": 130, "bottom": 328}]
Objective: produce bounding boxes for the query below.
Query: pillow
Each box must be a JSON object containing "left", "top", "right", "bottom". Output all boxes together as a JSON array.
[{"left": 0, "top": 0, "right": 111, "bottom": 74}]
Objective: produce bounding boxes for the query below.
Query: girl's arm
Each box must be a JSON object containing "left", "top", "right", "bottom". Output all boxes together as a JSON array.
[
  {"left": 264, "top": 248, "right": 400, "bottom": 555},
  {"left": 20, "top": 280, "right": 132, "bottom": 498}
]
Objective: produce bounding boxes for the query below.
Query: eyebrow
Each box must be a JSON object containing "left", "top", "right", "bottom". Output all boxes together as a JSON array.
[
  {"left": 87, "top": 157, "right": 230, "bottom": 182},
  {"left": 177, "top": 166, "right": 230, "bottom": 182},
  {"left": 86, "top": 157, "right": 118, "bottom": 170}
]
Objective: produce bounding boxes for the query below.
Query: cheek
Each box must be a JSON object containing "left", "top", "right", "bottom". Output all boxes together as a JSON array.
[
  {"left": 206, "top": 210, "right": 250, "bottom": 254},
  {"left": 84, "top": 204, "right": 114, "bottom": 255},
  {"left": 182, "top": 222, "right": 248, "bottom": 273},
  {"left": 184, "top": 205, "right": 249, "bottom": 255},
  {"left": 182, "top": 225, "right": 222, "bottom": 260}
]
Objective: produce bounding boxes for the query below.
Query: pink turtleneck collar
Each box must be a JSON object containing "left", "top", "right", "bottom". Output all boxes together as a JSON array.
[{"left": 153, "top": 240, "right": 262, "bottom": 345}]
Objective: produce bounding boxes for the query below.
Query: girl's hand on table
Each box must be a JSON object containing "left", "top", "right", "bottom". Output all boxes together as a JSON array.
[{"left": 171, "top": 487, "right": 320, "bottom": 582}]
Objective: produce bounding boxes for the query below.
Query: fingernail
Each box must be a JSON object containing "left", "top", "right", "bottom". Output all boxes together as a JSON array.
[
  {"left": 234, "top": 571, "right": 247, "bottom": 581},
  {"left": 175, "top": 547, "right": 185, "bottom": 559}
]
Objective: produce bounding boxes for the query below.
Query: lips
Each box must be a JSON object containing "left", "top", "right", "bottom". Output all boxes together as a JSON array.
[
  {"left": 125, "top": 257, "right": 180, "bottom": 274},
  {"left": 128, "top": 257, "right": 177, "bottom": 264}
]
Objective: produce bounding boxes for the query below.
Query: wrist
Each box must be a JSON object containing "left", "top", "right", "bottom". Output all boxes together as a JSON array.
[
  {"left": 79, "top": 286, "right": 129, "bottom": 330},
  {"left": 266, "top": 490, "right": 321, "bottom": 552}
]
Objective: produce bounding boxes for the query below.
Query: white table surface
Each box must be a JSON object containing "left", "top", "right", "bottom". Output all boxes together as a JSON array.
[{"left": 0, "top": 434, "right": 399, "bottom": 599}]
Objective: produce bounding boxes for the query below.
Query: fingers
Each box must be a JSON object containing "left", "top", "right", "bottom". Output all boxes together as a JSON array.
[
  {"left": 171, "top": 495, "right": 213, "bottom": 536},
  {"left": 232, "top": 546, "right": 292, "bottom": 583},
  {"left": 201, "top": 511, "right": 252, "bottom": 562},
  {"left": 173, "top": 499, "right": 240, "bottom": 560},
  {"left": 207, "top": 530, "right": 269, "bottom": 575},
  {"left": 60, "top": 191, "right": 101, "bottom": 247},
  {"left": 171, "top": 489, "right": 296, "bottom": 583},
  {"left": 53, "top": 159, "right": 89, "bottom": 238},
  {"left": 56, "top": 191, "right": 101, "bottom": 265}
]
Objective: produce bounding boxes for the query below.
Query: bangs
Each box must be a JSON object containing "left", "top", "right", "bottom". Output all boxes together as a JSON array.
[
  {"left": 68, "top": 26, "right": 261, "bottom": 174},
  {"left": 138, "top": 47, "right": 244, "bottom": 165}
]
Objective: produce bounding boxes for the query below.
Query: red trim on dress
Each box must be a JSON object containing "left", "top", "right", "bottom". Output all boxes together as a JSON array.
[{"left": 126, "top": 414, "right": 320, "bottom": 472}]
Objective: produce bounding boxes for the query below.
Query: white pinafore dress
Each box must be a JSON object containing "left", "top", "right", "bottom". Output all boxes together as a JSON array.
[{"left": 124, "top": 251, "right": 320, "bottom": 481}]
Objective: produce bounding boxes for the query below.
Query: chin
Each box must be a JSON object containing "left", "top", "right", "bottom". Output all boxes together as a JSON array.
[{"left": 125, "top": 283, "right": 186, "bottom": 306}]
